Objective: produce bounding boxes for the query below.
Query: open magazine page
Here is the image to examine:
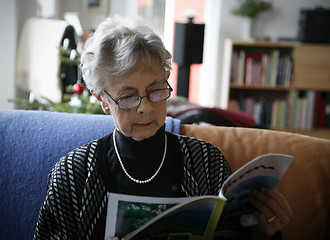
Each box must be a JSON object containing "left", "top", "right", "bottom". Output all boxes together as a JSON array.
[
  {"left": 105, "top": 193, "right": 188, "bottom": 239},
  {"left": 105, "top": 193, "right": 226, "bottom": 240},
  {"left": 219, "top": 153, "right": 293, "bottom": 219}
]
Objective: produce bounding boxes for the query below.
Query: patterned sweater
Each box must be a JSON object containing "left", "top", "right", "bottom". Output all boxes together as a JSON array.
[{"left": 34, "top": 132, "right": 231, "bottom": 239}]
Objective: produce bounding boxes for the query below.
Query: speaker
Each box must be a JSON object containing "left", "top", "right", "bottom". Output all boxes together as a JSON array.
[
  {"left": 298, "top": 7, "right": 330, "bottom": 44},
  {"left": 173, "top": 22, "right": 205, "bottom": 65}
]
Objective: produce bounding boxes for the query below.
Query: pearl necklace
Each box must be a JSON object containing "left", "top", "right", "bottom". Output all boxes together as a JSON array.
[{"left": 113, "top": 129, "right": 167, "bottom": 184}]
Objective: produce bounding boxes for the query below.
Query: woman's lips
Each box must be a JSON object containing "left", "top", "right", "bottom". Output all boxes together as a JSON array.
[{"left": 135, "top": 121, "right": 153, "bottom": 127}]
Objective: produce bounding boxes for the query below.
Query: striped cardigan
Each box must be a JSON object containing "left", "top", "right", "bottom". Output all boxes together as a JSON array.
[{"left": 34, "top": 132, "right": 231, "bottom": 239}]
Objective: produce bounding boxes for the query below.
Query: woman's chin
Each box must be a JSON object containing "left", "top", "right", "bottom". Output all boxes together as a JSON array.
[
  {"left": 132, "top": 128, "right": 159, "bottom": 141},
  {"left": 131, "top": 132, "right": 155, "bottom": 141}
]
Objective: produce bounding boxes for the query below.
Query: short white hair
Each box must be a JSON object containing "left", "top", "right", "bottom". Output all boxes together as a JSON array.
[{"left": 80, "top": 15, "right": 172, "bottom": 96}]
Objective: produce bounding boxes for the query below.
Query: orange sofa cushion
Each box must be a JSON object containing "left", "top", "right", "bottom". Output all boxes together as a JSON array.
[{"left": 180, "top": 124, "right": 330, "bottom": 240}]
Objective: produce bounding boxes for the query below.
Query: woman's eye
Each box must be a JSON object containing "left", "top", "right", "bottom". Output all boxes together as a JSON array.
[
  {"left": 121, "top": 95, "right": 136, "bottom": 100},
  {"left": 118, "top": 91, "right": 136, "bottom": 99},
  {"left": 149, "top": 86, "right": 165, "bottom": 92}
]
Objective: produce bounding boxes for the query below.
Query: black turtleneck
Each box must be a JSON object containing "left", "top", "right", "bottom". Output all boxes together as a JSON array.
[{"left": 107, "top": 125, "right": 185, "bottom": 197}]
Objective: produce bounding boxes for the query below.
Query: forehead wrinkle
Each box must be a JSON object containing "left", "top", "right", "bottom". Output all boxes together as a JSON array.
[
  {"left": 107, "top": 55, "right": 165, "bottom": 96},
  {"left": 116, "top": 79, "right": 165, "bottom": 94}
]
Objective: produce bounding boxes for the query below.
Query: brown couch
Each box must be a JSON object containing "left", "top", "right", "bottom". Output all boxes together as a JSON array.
[{"left": 180, "top": 124, "right": 330, "bottom": 240}]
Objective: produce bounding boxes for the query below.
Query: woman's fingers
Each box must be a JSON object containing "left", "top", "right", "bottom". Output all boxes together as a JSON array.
[
  {"left": 249, "top": 188, "right": 293, "bottom": 237},
  {"left": 260, "top": 188, "right": 292, "bottom": 216}
]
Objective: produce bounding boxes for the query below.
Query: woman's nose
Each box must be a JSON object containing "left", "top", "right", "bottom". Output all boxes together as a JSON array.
[{"left": 137, "top": 96, "right": 153, "bottom": 113}]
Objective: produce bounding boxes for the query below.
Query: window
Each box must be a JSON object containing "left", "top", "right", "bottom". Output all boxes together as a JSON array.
[{"left": 138, "top": 0, "right": 166, "bottom": 38}]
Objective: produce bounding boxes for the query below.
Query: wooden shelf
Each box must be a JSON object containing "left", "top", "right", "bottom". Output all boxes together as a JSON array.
[
  {"left": 223, "top": 39, "right": 330, "bottom": 136},
  {"left": 230, "top": 40, "right": 297, "bottom": 48}
]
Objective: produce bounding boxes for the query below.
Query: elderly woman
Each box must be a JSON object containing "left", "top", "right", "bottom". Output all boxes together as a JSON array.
[{"left": 34, "top": 16, "right": 292, "bottom": 240}]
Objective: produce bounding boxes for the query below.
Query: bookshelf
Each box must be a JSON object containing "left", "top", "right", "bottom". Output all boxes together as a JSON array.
[{"left": 223, "top": 39, "right": 330, "bottom": 139}]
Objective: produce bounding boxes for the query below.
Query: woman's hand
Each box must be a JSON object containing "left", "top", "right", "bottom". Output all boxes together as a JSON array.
[
  {"left": 108, "top": 237, "right": 120, "bottom": 240},
  {"left": 249, "top": 188, "right": 293, "bottom": 239}
]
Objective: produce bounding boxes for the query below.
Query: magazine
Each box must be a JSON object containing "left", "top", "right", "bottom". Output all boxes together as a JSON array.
[
  {"left": 218, "top": 153, "right": 293, "bottom": 226},
  {"left": 104, "top": 153, "right": 293, "bottom": 240},
  {"left": 105, "top": 194, "right": 225, "bottom": 240}
]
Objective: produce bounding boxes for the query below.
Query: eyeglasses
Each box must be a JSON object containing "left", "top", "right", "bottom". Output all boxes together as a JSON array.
[{"left": 103, "top": 82, "right": 173, "bottom": 110}]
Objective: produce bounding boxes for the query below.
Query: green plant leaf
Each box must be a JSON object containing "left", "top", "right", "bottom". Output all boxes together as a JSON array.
[{"left": 231, "top": 0, "right": 272, "bottom": 19}]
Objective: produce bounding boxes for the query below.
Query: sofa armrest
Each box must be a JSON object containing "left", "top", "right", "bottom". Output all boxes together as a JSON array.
[{"left": 180, "top": 124, "right": 330, "bottom": 240}]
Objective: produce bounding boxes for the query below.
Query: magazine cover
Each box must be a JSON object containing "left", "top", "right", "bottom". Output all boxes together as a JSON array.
[{"left": 105, "top": 194, "right": 226, "bottom": 240}]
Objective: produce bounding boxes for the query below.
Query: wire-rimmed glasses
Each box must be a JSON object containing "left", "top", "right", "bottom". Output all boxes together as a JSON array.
[{"left": 103, "top": 82, "right": 173, "bottom": 110}]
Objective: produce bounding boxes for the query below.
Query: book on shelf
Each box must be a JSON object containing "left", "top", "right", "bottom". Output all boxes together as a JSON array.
[
  {"left": 324, "top": 93, "right": 330, "bottom": 129},
  {"left": 306, "top": 91, "right": 315, "bottom": 130},
  {"left": 313, "top": 92, "right": 325, "bottom": 128},
  {"left": 244, "top": 55, "right": 254, "bottom": 86},
  {"left": 244, "top": 97, "right": 254, "bottom": 117},
  {"left": 313, "top": 92, "right": 330, "bottom": 129},
  {"left": 291, "top": 91, "right": 300, "bottom": 129},
  {"left": 260, "top": 54, "right": 268, "bottom": 86},
  {"left": 271, "top": 100, "right": 282, "bottom": 129},
  {"left": 104, "top": 153, "right": 293, "bottom": 240},
  {"left": 253, "top": 100, "right": 264, "bottom": 126},
  {"left": 281, "top": 56, "right": 293, "bottom": 87},
  {"left": 299, "top": 96, "right": 308, "bottom": 130},
  {"left": 291, "top": 91, "right": 312, "bottom": 130},
  {"left": 275, "top": 56, "right": 283, "bottom": 86},
  {"left": 269, "top": 50, "right": 280, "bottom": 87},
  {"left": 230, "top": 50, "right": 238, "bottom": 84},
  {"left": 236, "top": 50, "right": 246, "bottom": 85},
  {"left": 243, "top": 54, "right": 263, "bottom": 86}
]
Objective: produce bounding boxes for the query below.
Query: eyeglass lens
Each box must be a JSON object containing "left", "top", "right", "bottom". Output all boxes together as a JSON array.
[{"left": 118, "top": 89, "right": 171, "bottom": 109}]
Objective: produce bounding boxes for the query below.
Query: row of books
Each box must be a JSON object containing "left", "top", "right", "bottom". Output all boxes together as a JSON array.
[
  {"left": 228, "top": 98, "right": 289, "bottom": 128},
  {"left": 292, "top": 91, "right": 330, "bottom": 130},
  {"left": 230, "top": 49, "right": 293, "bottom": 87},
  {"left": 228, "top": 91, "right": 330, "bottom": 130}
]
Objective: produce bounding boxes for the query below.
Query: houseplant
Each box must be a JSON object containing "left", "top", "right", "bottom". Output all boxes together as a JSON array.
[{"left": 231, "top": 0, "right": 272, "bottom": 40}]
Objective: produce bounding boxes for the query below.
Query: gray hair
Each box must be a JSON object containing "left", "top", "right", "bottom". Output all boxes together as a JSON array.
[{"left": 81, "top": 16, "right": 172, "bottom": 96}]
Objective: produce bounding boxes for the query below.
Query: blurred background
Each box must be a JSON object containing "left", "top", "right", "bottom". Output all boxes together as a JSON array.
[{"left": 1, "top": 0, "right": 330, "bottom": 138}]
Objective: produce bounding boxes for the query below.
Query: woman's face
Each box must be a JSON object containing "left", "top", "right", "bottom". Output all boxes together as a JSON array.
[{"left": 101, "top": 57, "right": 170, "bottom": 141}]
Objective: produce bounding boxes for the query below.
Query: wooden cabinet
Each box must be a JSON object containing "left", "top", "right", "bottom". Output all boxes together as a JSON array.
[
  {"left": 223, "top": 39, "right": 330, "bottom": 139},
  {"left": 294, "top": 44, "right": 330, "bottom": 90}
]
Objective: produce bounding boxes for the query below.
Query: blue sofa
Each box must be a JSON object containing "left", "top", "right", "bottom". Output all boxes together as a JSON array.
[{"left": 0, "top": 110, "right": 180, "bottom": 240}]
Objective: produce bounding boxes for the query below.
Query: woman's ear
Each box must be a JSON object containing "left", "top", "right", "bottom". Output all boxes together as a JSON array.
[
  {"left": 91, "top": 90, "right": 111, "bottom": 114},
  {"left": 166, "top": 71, "right": 171, "bottom": 80},
  {"left": 91, "top": 90, "right": 102, "bottom": 101}
]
